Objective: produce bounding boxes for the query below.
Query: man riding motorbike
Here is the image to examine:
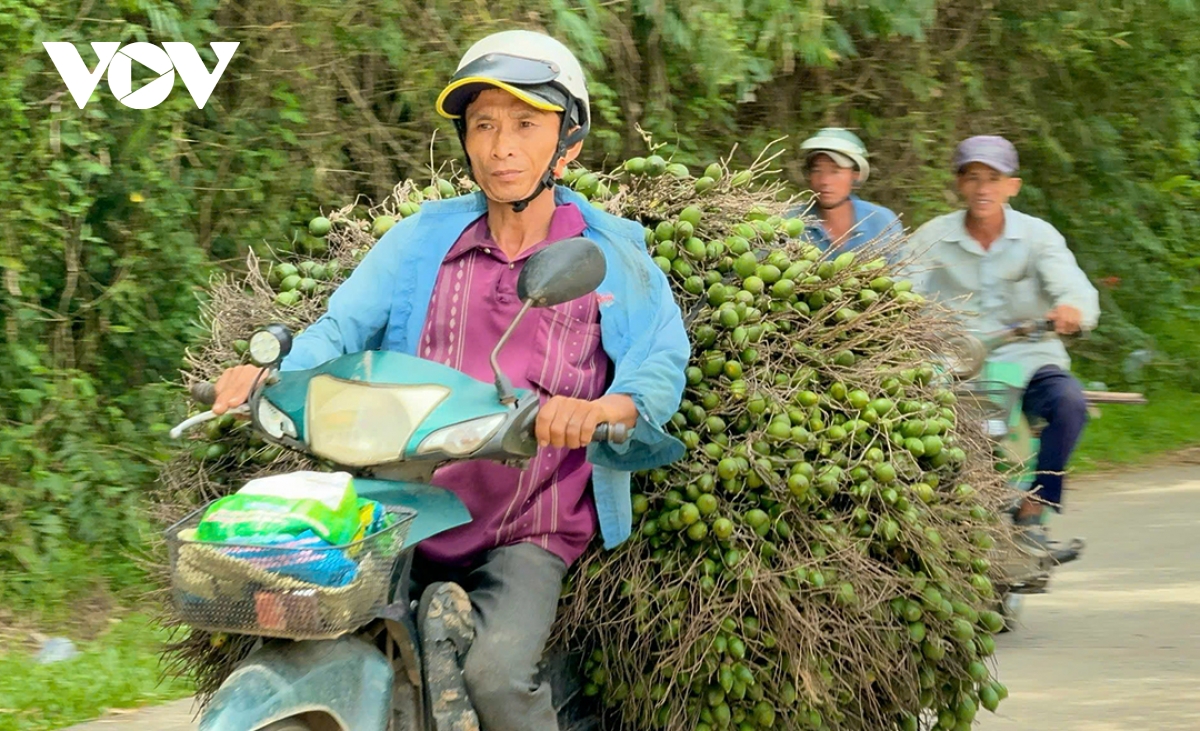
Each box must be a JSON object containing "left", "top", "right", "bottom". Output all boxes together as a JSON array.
[
  {"left": 209, "top": 29, "right": 690, "bottom": 731},
  {"left": 786, "top": 127, "right": 903, "bottom": 253},
  {"left": 904, "top": 135, "right": 1100, "bottom": 548}
]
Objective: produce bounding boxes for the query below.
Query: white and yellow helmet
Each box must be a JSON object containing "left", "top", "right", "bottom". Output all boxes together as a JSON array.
[
  {"left": 437, "top": 30, "right": 591, "bottom": 210},
  {"left": 437, "top": 30, "right": 590, "bottom": 139}
]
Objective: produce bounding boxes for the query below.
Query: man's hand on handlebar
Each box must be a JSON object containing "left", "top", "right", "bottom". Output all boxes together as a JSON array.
[
  {"left": 212, "top": 365, "right": 266, "bottom": 415},
  {"left": 1046, "top": 304, "right": 1083, "bottom": 335},
  {"left": 537, "top": 394, "right": 637, "bottom": 450}
]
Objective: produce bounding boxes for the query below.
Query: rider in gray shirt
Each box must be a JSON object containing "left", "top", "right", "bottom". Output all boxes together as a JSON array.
[{"left": 905, "top": 136, "right": 1100, "bottom": 538}]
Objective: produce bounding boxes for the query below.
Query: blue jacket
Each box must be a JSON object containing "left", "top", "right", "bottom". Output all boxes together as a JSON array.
[
  {"left": 787, "top": 195, "right": 903, "bottom": 254},
  {"left": 280, "top": 186, "right": 690, "bottom": 549}
]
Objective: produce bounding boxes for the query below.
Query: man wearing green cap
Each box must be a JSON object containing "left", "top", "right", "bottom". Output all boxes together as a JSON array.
[{"left": 787, "top": 128, "right": 903, "bottom": 254}]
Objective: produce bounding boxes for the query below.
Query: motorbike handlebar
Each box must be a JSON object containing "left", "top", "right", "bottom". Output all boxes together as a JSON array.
[
  {"left": 182, "top": 380, "right": 630, "bottom": 446},
  {"left": 983, "top": 318, "right": 1053, "bottom": 344},
  {"left": 169, "top": 381, "right": 243, "bottom": 440},
  {"left": 1018, "top": 319, "right": 1055, "bottom": 336},
  {"left": 190, "top": 381, "right": 217, "bottom": 406},
  {"left": 593, "top": 422, "right": 630, "bottom": 445}
]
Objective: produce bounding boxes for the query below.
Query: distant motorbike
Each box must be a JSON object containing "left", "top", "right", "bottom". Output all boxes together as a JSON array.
[{"left": 942, "top": 319, "right": 1145, "bottom": 630}]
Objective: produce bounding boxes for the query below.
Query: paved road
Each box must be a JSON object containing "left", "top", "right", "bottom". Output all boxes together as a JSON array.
[
  {"left": 65, "top": 464, "right": 1200, "bottom": 730},
  {"left": 977, "top": 463, "right": 1200, "bottom": 730},
  {"left": 61, "top": 698, "right": 197, "bottom": 730}
]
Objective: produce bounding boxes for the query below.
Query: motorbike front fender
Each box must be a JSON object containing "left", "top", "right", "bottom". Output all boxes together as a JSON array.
[
  {"left": 199, "top": 635, "right": 392, "bottom": 731},
  {"left": 354, "top": 477, "right": 471, "bottom": 545}
]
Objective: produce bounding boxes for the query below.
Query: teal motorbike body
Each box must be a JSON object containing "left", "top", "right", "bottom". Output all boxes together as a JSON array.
[
  {"left": 978, "top": 360, "right": 1040, "bottom": 492},
  {"left": 197, "top": 351, "right": 510, "bottom": 731},
  {"left": 199, "top": 636, "right": 392, "bottom": 731},
  {"left": 261, "top": 349, "right": 531, "bottom": 452},
  {"left": 196, "top": 475, "right": 471, "bottom": 731}
]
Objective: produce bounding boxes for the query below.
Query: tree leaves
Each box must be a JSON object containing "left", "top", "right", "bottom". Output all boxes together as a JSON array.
[{"left": 2, "top": 0, "right": 1198, "bottom": 588}]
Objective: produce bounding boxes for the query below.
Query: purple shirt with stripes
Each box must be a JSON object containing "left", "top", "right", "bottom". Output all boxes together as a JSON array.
[{"left": 415, "top": 203, "right": 610, "bottom": 568}]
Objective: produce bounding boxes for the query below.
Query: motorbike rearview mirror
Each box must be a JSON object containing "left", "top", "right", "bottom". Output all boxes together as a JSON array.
[
  {"left": 489, "top": 238, "right": 607, "bottom": 405},
  {"left": 942, "top": 333, "right": 987, "bottom": 380},
  {"left": 517, "top": 237, "right": 607, "bottom": 307},
  {"left": 249, "top": 324, "right": 293, "bottom": 367}
]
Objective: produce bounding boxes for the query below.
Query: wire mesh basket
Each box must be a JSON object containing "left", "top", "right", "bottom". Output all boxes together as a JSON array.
[{"left": 165, "top": 502, "right": 416, "bottom": 640}]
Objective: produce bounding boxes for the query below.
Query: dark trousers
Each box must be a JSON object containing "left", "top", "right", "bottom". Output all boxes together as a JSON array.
[
  {"left": 1021, "top": 365, "right": 1089, "bottom": 510},
  {"left": 411, "top": 542, "right": 567, "bottom": 731}
]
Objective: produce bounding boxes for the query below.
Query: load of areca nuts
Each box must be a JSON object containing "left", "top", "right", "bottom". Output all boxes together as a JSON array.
[{"left": 157, "top": 141, "right": 1014, "bottom": 730}]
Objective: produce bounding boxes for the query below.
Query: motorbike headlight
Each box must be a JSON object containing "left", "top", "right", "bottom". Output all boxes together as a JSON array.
[
  {"left": 305, "top": 375, "right": 450, "bottom": 467},
  {"left": 256, "top": 397, "right": 297, "bottom": 440},
  {"left": 416, "top": 414, "right": 508, "bottom": 457}
]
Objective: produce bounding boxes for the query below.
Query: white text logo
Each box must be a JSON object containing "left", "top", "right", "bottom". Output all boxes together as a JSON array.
[{"left": 43, "top": 41, "right": 239, "bottom": 109}]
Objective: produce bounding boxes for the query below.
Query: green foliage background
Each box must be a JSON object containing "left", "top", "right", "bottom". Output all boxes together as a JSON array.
[{"left": 2, "top": 0, "right": 1198, "bottom": 593}]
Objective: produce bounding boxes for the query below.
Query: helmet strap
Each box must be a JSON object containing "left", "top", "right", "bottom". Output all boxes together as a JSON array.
[
  {"left": 453, "top": 117, "right": 473, "bottom": 186},
  {"left": 509, "top": 170, "right": 554, "bottom": 213}
]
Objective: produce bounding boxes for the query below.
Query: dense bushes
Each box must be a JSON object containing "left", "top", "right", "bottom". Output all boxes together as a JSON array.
[{"left": 1, "top": 0, "right": 1197, "bottom": 583}]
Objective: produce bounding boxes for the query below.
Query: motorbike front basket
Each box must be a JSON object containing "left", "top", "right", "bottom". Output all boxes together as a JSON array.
[{"left": 165, "top": 502, "right": 416, "bottom": 641}]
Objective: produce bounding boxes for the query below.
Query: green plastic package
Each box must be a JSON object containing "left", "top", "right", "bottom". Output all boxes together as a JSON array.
[{"left": 196, "top": 471, "right": 361, "bottom": 545}]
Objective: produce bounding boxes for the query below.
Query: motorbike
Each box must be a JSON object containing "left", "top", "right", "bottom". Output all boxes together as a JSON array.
[
  {"left": 166, "top": 236, "right": 641, "bottom": 731},
  {"left": 941, "top": 319, "right": 1146, "bottom": 631}
]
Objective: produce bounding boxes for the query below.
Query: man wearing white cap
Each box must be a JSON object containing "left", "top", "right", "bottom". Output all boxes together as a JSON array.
[
  {"left": 787, "top": 127, "right": 903, "bottom": 253},
  {"left": 905, "top": 135, "right": 1100, "bottom": 542}
]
